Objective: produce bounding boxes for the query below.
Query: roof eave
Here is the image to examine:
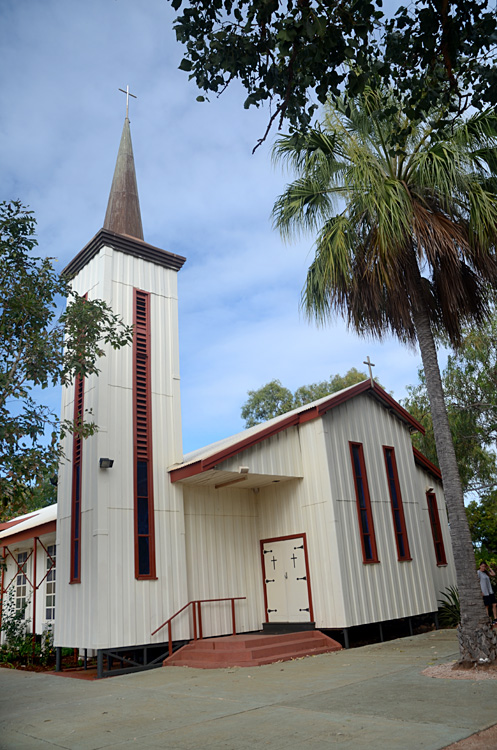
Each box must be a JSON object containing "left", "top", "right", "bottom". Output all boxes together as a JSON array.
[
  {"left": 0, "top": 520, "right": 57, "bottom": 547},
  {"left": 62, "top": 228, "right": 186, "bottom": 278},
  {"left": 170, "top": 380, "right": 424, "bottom": 483},
  {"left": 412, "top": 446, "right": 443, "bottom": 482}
]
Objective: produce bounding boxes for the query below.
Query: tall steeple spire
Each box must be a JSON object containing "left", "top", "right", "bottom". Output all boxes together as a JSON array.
[{"left": 103, "top": 116, "right": 144, "bottom": 240}]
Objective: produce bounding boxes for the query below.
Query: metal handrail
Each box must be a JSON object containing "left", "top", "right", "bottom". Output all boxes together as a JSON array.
[{"left": 151, "top": 596, "right": 246, "bottom": 657}]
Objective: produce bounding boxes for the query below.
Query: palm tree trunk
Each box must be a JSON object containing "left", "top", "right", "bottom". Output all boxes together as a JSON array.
[{"left": 409, "top": 264, "right": 497, "bottom": 663}]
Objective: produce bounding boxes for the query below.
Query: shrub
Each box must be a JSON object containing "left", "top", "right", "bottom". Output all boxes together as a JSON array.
[
  {"left": 0, "top": 589, "right": 32, "bottom": 665},
  {"left": 438, "top": 586, "right": 460, "bottom": 628}
]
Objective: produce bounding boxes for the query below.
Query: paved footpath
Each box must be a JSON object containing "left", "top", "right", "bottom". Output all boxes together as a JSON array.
[{"left": 1, "top": 630, "right": 496, "bottom": 750}]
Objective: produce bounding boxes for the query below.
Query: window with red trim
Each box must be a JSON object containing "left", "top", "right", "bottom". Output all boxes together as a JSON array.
[
  {"left": 383, "top": 447, "right": 411, "bottom": 561},
  {"left": 426, "top": 492, "right": 447, "bottom": 565},
  {"left": 16, "top": 552, "right": 28, "bottom": 616},
  {"left": 133, "top": 289, "right": 156, "bottom": 579},
  {"left": 70, "top": 372, "right": 84, "bottom": 583},
  {"left": 349, "top": 442, "right": 379, "bottom": 563},
  {"left": 45, "top": 544, "right": 56, "bottom": 621}
]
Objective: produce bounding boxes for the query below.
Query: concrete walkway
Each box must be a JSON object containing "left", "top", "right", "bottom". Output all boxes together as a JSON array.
[{"left": 0, "top": 629, "right": 496, "bottom": 750}]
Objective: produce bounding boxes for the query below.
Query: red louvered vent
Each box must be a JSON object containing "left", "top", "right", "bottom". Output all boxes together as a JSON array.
[
  {"left": 135, "top": 338, "right": 149, "bottom": 460},
  {"left": 133, "top": 289, "right": 156, "bottom": 579},
  {"left": 70, "top": 330, "right": 86, "bottom": 583},
  {"left": 73, "top": 376, "right": 84, "bottom": 464}
]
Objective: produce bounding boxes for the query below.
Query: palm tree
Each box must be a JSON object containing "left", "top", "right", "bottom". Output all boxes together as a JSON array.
[{"left": 272, "top": 88, "right": 497, "bottom": 662}]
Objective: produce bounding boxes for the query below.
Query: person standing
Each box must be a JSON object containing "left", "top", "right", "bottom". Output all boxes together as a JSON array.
[{"left": 477, "top": 561, "right": 497, "bottom": 624}]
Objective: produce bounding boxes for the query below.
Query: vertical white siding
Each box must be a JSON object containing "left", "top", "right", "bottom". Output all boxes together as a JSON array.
[
  {"left": 183, "top": 486, "right": 263, "bottom": 637},
  {"left": 197, "top": 393, "right": 457, "bottom": 631},
  {"left": 254, "top": 421, "right": 347, "bottom": 628},
  {"left": 323, "top": 395, "right": 446, "bottom": 626},
  {"left": 54, "top": 241, "right": 457, "bottom": 649},
  {"left": 413, "top": 465, "right": 456, "bottom": 599},
  {"left": 56, "top": 244, "right": 188, "bottom": 650}
]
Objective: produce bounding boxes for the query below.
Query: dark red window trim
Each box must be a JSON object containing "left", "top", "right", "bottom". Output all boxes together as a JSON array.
[
  {"left": 133, "top": 289, "right": 156, "bottom": 580},
  {"left": 426, "top": 491, "right": 447, "bottom": 566},
  {"left": 70, "top": 372, "right": 84, "bottom": 583},
  {"left": 383, "top": 446, "right": 412, "bottom": 562},
  {"left": 349, "top": 442, "right": 379, "bottom": 564}
]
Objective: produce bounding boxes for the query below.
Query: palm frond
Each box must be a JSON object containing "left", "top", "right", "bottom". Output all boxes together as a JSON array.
[
  {"left": 438, "top": 585, "right": 460, "bottom": 627},
  {"left": 273, "top": 85, "right": 497, "bottom": 348},
  {"left": 301, "top": 215, "right": 355, "bottom": 324},
  {"left": 467, "top": 182, "right": 497, "bottom": 249},
  {"left": 272, "top": 176, "right": 346, "bottom": 240},
  {"left": 452, "top": 109, "right": 497, "bottom": 148}
]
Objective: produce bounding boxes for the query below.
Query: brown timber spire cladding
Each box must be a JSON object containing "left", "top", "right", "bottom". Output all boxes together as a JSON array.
[{"left": 103, "top": 117, "right": 144, "bottom": 240}]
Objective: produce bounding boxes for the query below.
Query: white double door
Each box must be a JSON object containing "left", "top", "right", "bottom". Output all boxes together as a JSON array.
[{"left": 262, "top": 535, "right": 311, "bottom": 622}]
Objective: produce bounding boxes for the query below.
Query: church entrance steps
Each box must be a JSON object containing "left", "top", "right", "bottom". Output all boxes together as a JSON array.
[
  {"left": 262, "top": 621, "right": 316, "bottom": 634},
  {"left": 163, "top": 630, "right": 342, "bottom": 669}
]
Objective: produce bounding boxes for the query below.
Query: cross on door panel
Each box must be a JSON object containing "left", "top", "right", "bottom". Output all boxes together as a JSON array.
[{"left": 262, "top": 536, "right": 310, "bottom": 622}]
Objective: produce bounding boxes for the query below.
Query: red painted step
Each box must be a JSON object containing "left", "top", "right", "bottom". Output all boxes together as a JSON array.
[{"left": 163, "top": 630, "right": 342, "bottom": 669}]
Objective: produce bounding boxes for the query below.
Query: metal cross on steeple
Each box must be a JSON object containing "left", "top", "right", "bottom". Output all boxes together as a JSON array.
[
  {"left": 363, "top": 355, "right": 376, "bottom": 386},
  {"left": 119, "top": 85, "right": 137, "bottom": 119}
]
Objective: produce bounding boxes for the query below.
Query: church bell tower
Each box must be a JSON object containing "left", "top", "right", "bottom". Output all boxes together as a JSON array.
[{"left": 55, "top": 97, "right": 189, "bottom": 654}]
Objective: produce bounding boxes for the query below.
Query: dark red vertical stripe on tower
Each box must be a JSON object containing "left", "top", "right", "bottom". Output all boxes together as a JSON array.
[
  {"left": 70, "top": 372, "right": 84, "bottom": 583},
  {"left": 133, "top": 289, "right": 156, "bottom": 579}
]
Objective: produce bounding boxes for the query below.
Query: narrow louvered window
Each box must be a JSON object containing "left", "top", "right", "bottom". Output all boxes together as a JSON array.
[
  {"left": 383, "top": 447, "right": 411, "bottom": 561},
  {"left": 350, "top": 442, "right": 379, "bottom": 563},
  {"left": 426, "top": 492, "right": 447, "bottom": 566},
  {"left": 133, "top": 289, "right": 156, "bottom": 579},
  {"left": 70, "top": 371, "right": 84, "bottom": 583}
]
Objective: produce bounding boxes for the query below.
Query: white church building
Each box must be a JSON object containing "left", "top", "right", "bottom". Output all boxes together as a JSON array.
[{"left": 0, "top": 115, "right": 456, "bottom": 677}]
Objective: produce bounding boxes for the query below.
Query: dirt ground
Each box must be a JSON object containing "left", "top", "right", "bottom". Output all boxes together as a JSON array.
[
  {"left": 423, "top": 660, "right": 497, "bottom": 681},
  {"left": 442, "top": 724, "right": 497, "bottom": 749},
  {"left": 424, "top": 662, "right": 497, "bottom": 749}
]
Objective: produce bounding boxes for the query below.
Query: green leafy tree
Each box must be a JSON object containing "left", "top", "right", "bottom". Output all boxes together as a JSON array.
[
  {"left": 293, "top": 368, "right": 369, "bottom": 407},
  {"left": 467, "top": 494, "right": 497, "bottom": 556},
  {"left": 0, "top": 201, "right": 133, "bottom": 518},
  {"left": 170, "top": 0, "right": 497, "bottom": 145},
  {"left": 271, "top": 89, "right": 497, "bottom": 662},
  {"left": 0, "top": 475, "right": 57, "bottom": 524},
  {"left": 443, "top": 316, "right": 497, "bottom": 450},
  {"left": 241, "top": 380, "right": 294, "bottom": 427},
  {"left": 403, "top": 369, "right": 497, "bottom": 501},
  {"left": 403, "top": 315, "right": 497, "bottom": 506},
  {"left": 241, "top": 368, "right": 367, "bottom": 427}
]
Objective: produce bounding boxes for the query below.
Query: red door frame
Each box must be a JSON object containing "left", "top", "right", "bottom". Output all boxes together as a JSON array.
[{"left": 259, "top": 532, "right": 314, "bottom": 622}]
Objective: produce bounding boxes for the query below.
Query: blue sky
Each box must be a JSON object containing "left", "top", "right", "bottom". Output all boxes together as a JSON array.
[{"left": 1, "top": 0, "right": 428, "bottom": 454}]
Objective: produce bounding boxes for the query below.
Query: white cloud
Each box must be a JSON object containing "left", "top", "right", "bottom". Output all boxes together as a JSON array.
[{"left": 0, "top": 0, "right": 428, "bottom": 454}]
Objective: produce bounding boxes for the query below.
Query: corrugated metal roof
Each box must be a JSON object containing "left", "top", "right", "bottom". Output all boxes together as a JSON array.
[
  {"left": 0, "top": 504, "right": 57, "bottom": 541},
  {"left": 169, "top": 380, "right": 424, "bottom": 481},
  {"left": 412, "top": 446, "right": 442, "bottom": 481}
]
